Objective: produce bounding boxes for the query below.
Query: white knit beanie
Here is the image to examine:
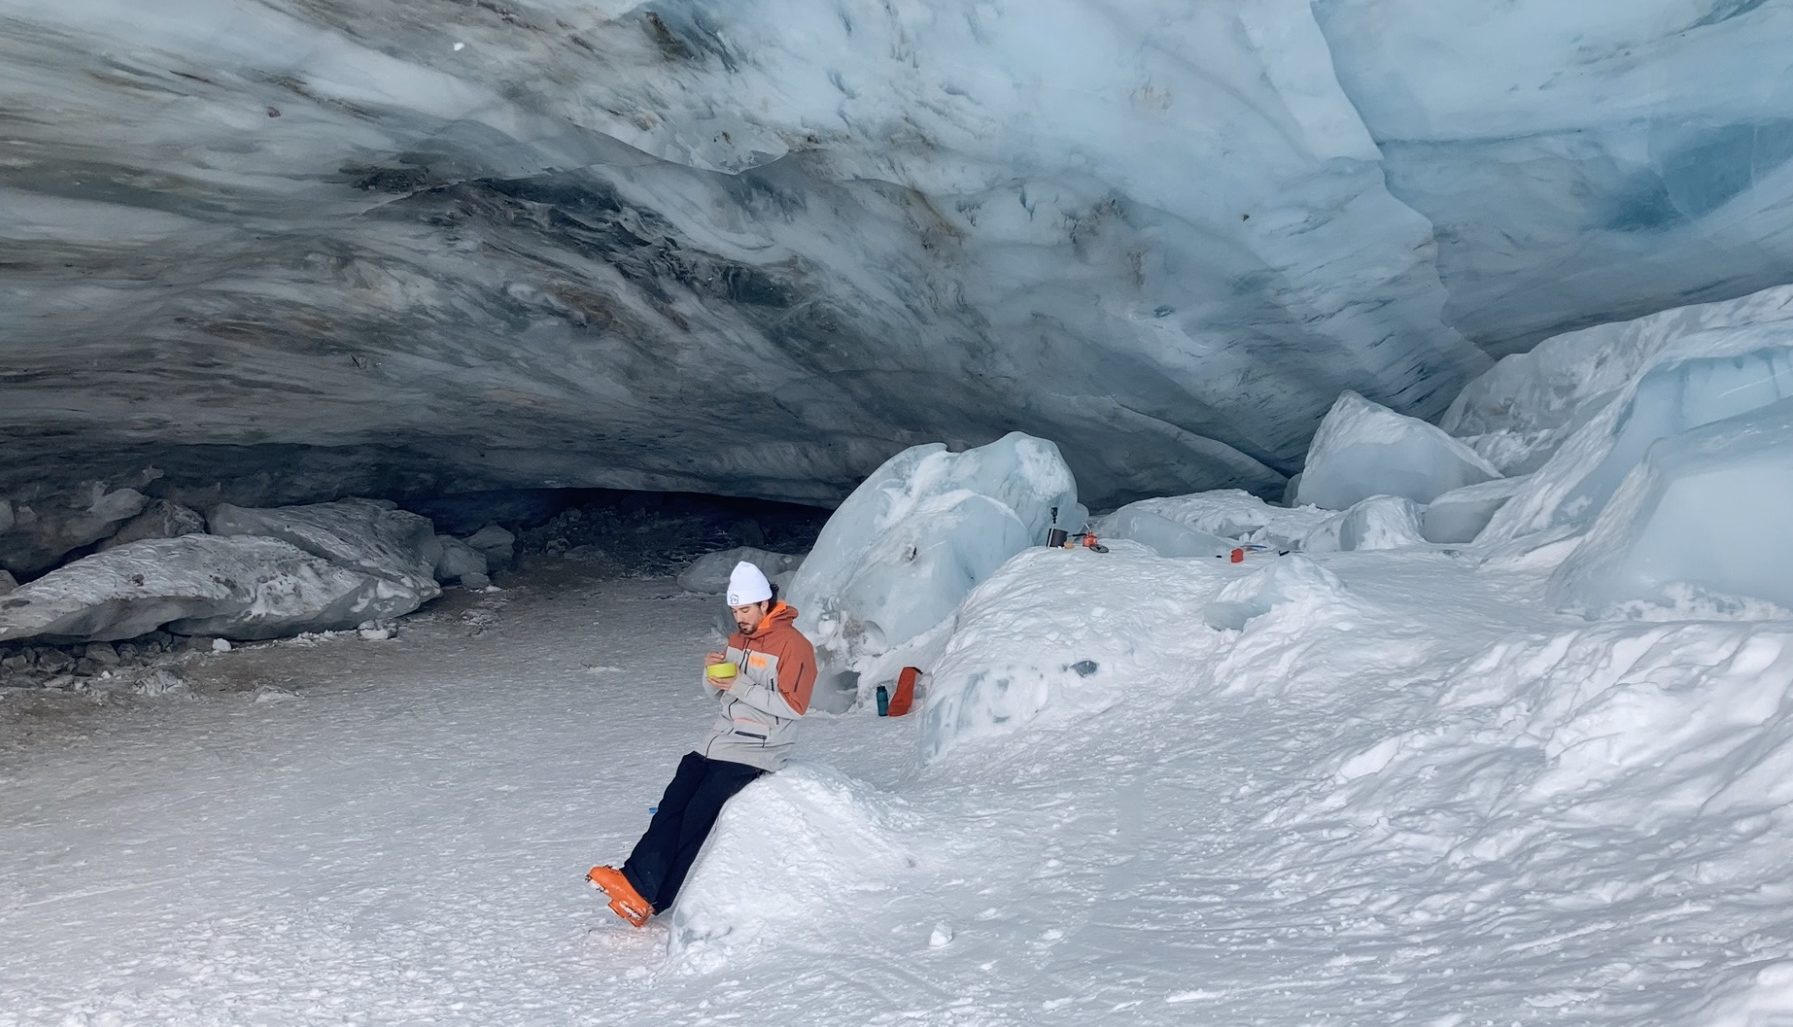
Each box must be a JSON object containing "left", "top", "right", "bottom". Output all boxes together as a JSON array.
[{"left": 726, "top": 561, "right": 774, "bottom": 607}]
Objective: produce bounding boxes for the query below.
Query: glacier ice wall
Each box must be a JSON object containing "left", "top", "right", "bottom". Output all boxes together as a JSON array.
[{"left": 2, "top": 1, "right": 1790, "bottom": 508}]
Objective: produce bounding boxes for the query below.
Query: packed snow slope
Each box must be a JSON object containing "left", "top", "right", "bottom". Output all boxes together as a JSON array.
[
  {"left": 5, "top": 1, "right": 1793, "bottom": 506},
  {"left": 6, "top": 541, "right": 1793, "bottom": 1025}
]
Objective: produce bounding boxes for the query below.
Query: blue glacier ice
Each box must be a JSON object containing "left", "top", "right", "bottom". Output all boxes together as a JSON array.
[
  {"left": 3, "top": 1, "right": 1792, "bottom": 512},
  {"left": 1484, "top": 314, "right": 1793, "bottom": 542},
  {"left": 1295, "top": 392, "right": 1502, "bottom": 511},
  {"left": 786, "top": 432, "right": 1077, "bottom": 694},
  {"left": 1550, "top": 398, "right": 1793, "bottom": 616}
]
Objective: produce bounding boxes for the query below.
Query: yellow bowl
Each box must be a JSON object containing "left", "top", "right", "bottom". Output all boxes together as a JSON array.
[{"left": 706, "top": 663, "right": 737, "bottom": 680}]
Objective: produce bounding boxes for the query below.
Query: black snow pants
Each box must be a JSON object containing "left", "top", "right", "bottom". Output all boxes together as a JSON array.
[{"left": 621, "top": 751, "right": 765, "bottom": 912}]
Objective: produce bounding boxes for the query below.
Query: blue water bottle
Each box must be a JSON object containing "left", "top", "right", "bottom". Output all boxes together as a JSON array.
[{"left": 875, "top": 685, "right": 890, "bottom": 716}]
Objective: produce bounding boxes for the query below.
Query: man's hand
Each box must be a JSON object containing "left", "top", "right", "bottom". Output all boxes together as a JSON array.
[{"left": 705, "top": 652, "right": 736, "bottom": 692}]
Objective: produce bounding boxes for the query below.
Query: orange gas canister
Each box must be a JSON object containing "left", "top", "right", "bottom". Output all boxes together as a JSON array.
[{"left": 887, "top": 666, "right": 922, "bottom": 717}]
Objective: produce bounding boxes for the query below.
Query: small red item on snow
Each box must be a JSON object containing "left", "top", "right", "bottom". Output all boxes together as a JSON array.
[{"left": 1230, "top": 548, "right": 1245, "bottom": 563}]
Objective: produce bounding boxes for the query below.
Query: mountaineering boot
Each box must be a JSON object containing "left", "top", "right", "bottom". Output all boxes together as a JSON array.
[{"left": 586, "top": 865, "right": 654, "bottom": 927}]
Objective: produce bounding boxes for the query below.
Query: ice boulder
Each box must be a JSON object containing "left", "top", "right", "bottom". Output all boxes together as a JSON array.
[
  {"left": 1445, "top": 285, "right": 1793, "bottom": 440},
  {"left": 1095, "top": 489, "right": 1331, "bottom": 552},
  {"left": 0, "top": 480, "right": 149, "bottom": 576},
  {"left": 464, "top": 524, "right": 516, "bottom": 570},
  {"left": 1338, "top": 496, "right": 1426, "bottom": 552},
  {"left": 1549, "top": 398, "right": 1793, "bottom": 617},
  {"left": 666, "top": 765, "right": 920, "bottom": 972},
  {"left": 1421, "top": 476, "right": 1530, "bottom": 545},
  {"left": 433, "top": 536, "right": 488, "bottom": 583},
  {"left": 0, "top": 535, "right": 420, "bottom": 643},
  {"left": 1294, "top": 391, "right": 1501, "bottom": 511},
  {"left": 207, "top": 498, "right": 442, "bottom": 603},
  {"left": 1484, "top": 317, "right": 1793, "bottom": 543},
  {"left": 0, "top": 570, "right": 15, "bottom": 595},
  {"left": 787, "top": 432, "right": 1077, "bottom": 687},
  {"left": 1444, "top": 285, "right": 1793, "bottom": 478},
  {"left": 96, "top": 500, "right": 206, "bottom": 552},
  {"left": 677, "top": 546, "right": 805, "bottom": 595},
  {"left": 1093, "top": 506, "right": 1229, "bottom": 559},
  {"left": 1204, "top": 554, "right": 1350, "bottom": 632}
]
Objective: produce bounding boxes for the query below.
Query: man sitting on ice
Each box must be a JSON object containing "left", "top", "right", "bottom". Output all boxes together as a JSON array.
[{"left": 586, "top": 561, "right": 817, "bottom": 927}]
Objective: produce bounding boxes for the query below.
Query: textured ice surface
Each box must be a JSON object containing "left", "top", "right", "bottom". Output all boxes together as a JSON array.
[
  {"left": 0, "top": 535, "right": 410, "bottom": 643},
  {"left": 1314, "top": 3, "right": 1793, "bottom": 353},
  {"left": 1549, "top": 398, "right": 1793, "bottom": 617},
  {"left": 208, "top": 499, "right": 443, "bottom": 603},
  {"left": 1295, "top": 391, "right": 1501, "bottom": 510},
  {"left": 9, "top": 1, "right": 1792, "bottom": 507},
  {"left": 787, "top": 433, "right": 1075, "bottom": 685}
]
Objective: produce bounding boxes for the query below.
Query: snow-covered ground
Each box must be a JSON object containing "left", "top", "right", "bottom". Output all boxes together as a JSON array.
[{"left": 5, "top": 539, "right": 1790, "bottom": 1025}]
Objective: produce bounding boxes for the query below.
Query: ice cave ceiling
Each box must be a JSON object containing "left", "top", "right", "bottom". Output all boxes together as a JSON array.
[{"left": 3, "top": 0, "right": 1792, "bottom": 509}]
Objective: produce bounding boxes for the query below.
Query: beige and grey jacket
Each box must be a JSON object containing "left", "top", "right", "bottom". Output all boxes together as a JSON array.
[{"left": 699, "top": 602, "right": 817, "bottom": 772}]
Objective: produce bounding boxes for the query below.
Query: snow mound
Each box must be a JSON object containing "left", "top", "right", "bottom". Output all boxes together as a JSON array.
[
  {"left": 1202, "top": 554, "right": 1351, "bottom": 632},
  {"left": 1549, "top": 398, "right": 1793, "bottom": 618},
  {"left": 922, "top": 548, "right": 1235, "bottom": 761},
  {"left": 1096, "top": 489, "right": 1331, "bottom": 551},
  {"left": 676, "top": 546, "right": 805, "bottom": 595},
  {"left": 0, "top": 535, "right": 414, "bottom": 643},
  {"left": 1325, "top": 620, "right": 1793, "bottom": 836},
  {"left": 1295, "top": 391, "right": 1501, "bottom": 511},
  {"left": 1484, "top": 320, "right": 1793, "bottom": 543},
  {"left": 666, "top": 764, "right": 921, "bottom": 972},
  {"left": 1284, "top": 611, "right": 1793, "bottom": 1027},
  {"left": 208, "top": 498, "right": 443, "bottom": 603},
  {"left": 1421, "top": 475, "right": 1529, "bottom": 544},
  {"left": 787, "top": 433, "right": 1077, "bottom": 691},
  {"left": 1302, "top": 495, "right": 1426, "bottom": 554}
]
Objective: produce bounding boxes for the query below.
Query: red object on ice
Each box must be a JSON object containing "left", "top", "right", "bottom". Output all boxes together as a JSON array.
[
  {"left": 1230, "top": 548, "right": 1245, "bottom": 563},
  {"left": 887, "top": 667, "right": 921, "bottom": 718}
]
